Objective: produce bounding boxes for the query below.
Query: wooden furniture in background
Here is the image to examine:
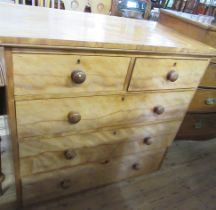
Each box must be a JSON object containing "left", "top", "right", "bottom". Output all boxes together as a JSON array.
[
  {"left": 159, "top": 9, "right": 216, "bottom": 140},
  {"left": 15, "top": 0, "right": 65, "bottom": 9},
  {"left": 0, "top": 3, "right": 215, "bottom": 208},
  {"left": 110, "top": 0, "right": 121, "bottom": 16},
  {"left": 67, "top": 0, "right": 112, "bottom": 14},
  {"left": 15, "top": 0, "right": 112, "bottom": 14}
]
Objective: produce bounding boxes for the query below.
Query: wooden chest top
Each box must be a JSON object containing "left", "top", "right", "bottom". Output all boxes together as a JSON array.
[{"left": 0, "top": 3, "right": 216, "bottom": 56}]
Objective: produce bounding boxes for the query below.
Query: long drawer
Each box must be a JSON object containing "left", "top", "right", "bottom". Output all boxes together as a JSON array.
[
  {"left": 16, "top": 91, "right": 195, "bottom": 139},
  {"left": 189, "top": 89, "right": 216, "bottom": 113},
  {"left": 129, "top": 58, "right": 208, "bottom": 91},
  {"left": 22, "top": 147, "right": 166, "bottom": 206},
  {"left": 19, "top": 120, "right": 181, "bottom": 177},
  {"left": 176, "top": 113, "right": 216, "bottom": 140},
  {"left": 200, "top": 62, "right": 216, "bottom": 87},
  {"left": 13, "top": 53, "right": 131, "bottom": 96}
]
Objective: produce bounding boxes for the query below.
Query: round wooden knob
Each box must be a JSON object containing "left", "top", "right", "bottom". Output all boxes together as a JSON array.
[
  {"left": 68, "top": 112, "right": 81, "bottom": 124},
  {"left": 143, "top": 136, "right": 153, "bottom": 145},
  {"left": 132, "top": 163, "right": 140, "bottom": 170},
  {"left": 60, "top": 179, "right": 71, "bottom": 189},
  {"left": 167, "top": 70, "right": 179, "bottom": 82},
  {"left": 64, "top": 150, "right": 76, "bottom": 160},
  {"left": 71, "top": 70, "right": 86, "bottom": 84},
  {"left": 153, "top": 106, "right": 165, "bottom": 115}
]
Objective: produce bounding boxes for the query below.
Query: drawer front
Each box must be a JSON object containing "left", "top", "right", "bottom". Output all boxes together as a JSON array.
[
  {"left": 22, "top": 148, "right": 166, "bottom": 205},
  {"left": 19, "top": 120, "right": 181, "bottom": 176},
  {"left": 129, "top": 58, "right": 208, "bottom": 91},
  {"left": 13, "top": 53, "right": 131, "bottom": 96},
  {"left": 189, "top": 89, "right": 216, "bottom": 113},
  {"left": 16, "top": 91, "right": 194, "bottom": 139},
  {"left": 200, "top": 63, "right": 216, "bottom": 87},
  {"left": 176, "top": 113, "right": 216, "bottom": 140}
]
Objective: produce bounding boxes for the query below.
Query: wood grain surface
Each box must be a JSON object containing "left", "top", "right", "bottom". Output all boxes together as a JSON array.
[
  {"left": 0, "top": 4, "right": 216, "bottom": 56},
  {"left": 159, "top": 12, "right": 206, "bottom": 43},
  {"left": 189, "top": 88, "right": 216, "bottom": 113},
  {"left": 13, "top": 53, "right": 131, "bottom": 96},
  {"left": 4, "top": 48, "right": 22, "bottom": 207},
  {"left": 21, "top": 148, "right": 166, "bottom": 205},
  {"left": 2, "top": 134, "right": 216, "bottom": 210},
  {"left": 0, "top": 48, "right": 6, "bottom": 87},
  {"left": 16, "top": 91, "right": 195, "bottom": 139},
  {"left": 203, "top": 30, "right": 216, "bottom": 49},
  {"left": 19, "top": 120, "right": 181, "bottom": 176},
  {"left": 23, "top": 140, "right": 216, "bottom": 210},
  {"left": 160, "top": 9, "right": 216, "bottom": 30},
  {"left": 176, "top": 113, "right": 216, "bottom": 140},
  {"left": 200, "top": 62, "right": 216, "bottom": 87},
  {"left": 159, "top": 10, "right": 216, "bottom": 50},
  {"left": 129, "top": 58, "right": 209, "bottom": 91}
]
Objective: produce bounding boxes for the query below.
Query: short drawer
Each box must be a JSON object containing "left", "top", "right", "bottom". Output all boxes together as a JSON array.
[
  {"left": 200, "top": 62, "right": 216, "bottom": 87},
  {"left": 19, "top": 120, "right": 181, "bottom": 176},
  {"left": 16, "top": 91, "right": 195, "bottom": 139},
  {"left": 129, "top": 58, "right": 208, "bottom": 91},
  {"left": 176, "top": 113, "right": 216, "bottom": 140},
  {"left": 13, "top": 53, "right": 131, "bottom": 96},
  {"left": 189, "top": 89, "right": 216, "bottom": 113},
  {"left": 22, "top": 147, "right": 166, "bottom": 205}
]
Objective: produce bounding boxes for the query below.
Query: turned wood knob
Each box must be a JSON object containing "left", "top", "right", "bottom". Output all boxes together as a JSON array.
[
  {"left": 167, "top": 70, "right": 179, "bottom": 82},
  {"left": 153, "top": 106, "right": 165, "bottom": 115},
  {"left": 143, "top": 136, "right": 153, "bottom": 145},
  {"left": 132, "top": 163, "right": 140, "bottom": 170},
  {"left": 71, "top": 70, "right": 86, "bottom": 84},
  {"left": 64, "top": 149, "right": 76, "bottom": 160},
  {"left": 68, "top": 112, "right": 81, "bottom": 124},
  {"left": 60, "top": 179, "right": 71, "bottom": 189}
]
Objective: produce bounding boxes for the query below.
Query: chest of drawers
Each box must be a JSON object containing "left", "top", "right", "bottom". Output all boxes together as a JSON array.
[{"left": 0, "top": 3, "right": 215, "bottom": 208}]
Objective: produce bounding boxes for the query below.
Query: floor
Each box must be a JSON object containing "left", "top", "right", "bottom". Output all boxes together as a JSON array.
[{"left": 0, "top": 115, "right": 216, "bottom": 210}]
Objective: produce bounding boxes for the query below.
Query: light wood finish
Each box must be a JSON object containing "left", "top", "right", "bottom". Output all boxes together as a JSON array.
[
  {"left": 0, "top": 48, "right": 6, "bottom": 87},
  {"left": 19, "top": 120, "right": 181, "bottom": 176},
  {"left": 13, "top": 53, "right": 131, "bottom": 96},
  {"left": 203, "top": 31, "right": 216, "bottom": 50},
  {"left": 2, "top": 132, "right": 216, "bottom": 210},
  {"left": 200, "top": 63, "right": 216, "bottom": 87},
  {"left": 176, "top": 113, "right": 216, "bottom": 140},
  {"left": 21, "top": 147, "right": 166, "bottom": 205},
  {"left": 4, "top": 49, "right": 22, "bottom": 207},
  {"left": 0, "top": 4, "right": 216, "bottom": 56},
  {"left": 19, "top": 120, "right": 180, "bottom": 154},
  {"left": 129, "top": 58, "right": 208, "bottom": 91},
  {"left": 160, "top": 9, "right": 216, "bottom": 31},
  {"left": 159, "top": 10, "right": 216, "bottom": 47},
  {"left": 0, "top": 4, "right": 214, "bottom": 207},
  {"left": 23, "top": 139, "right": 216, "bottom": 210},
  {"left": 16, "top": 91, "right": 195, "bottom": 139},
  {"left": 189, "top": 89, "right": 216, "bottom": 113},
  {"left": 20, "top": 138, "right": 170, "bottom": 177}
]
